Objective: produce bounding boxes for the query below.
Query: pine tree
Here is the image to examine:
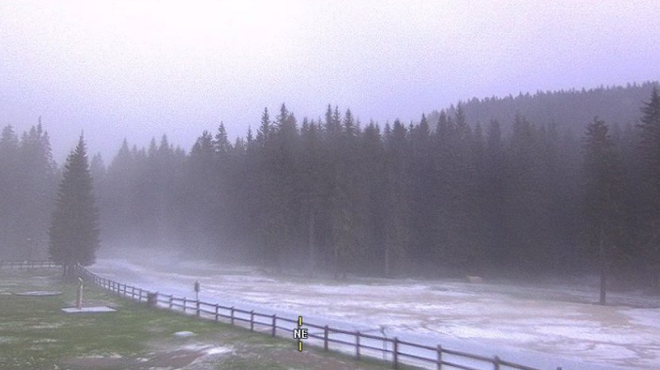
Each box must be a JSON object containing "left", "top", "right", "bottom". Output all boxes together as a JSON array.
[
  {"left": 637, "top": 86, "right": 660, "bottom": 289},
  {"left": 214, "top": 122, "right": 232, "bottom": 156},
  {"left": 638, "top": 87, "right": 660, "bottom": 189},
  {"left": 49, "top": 136, "right": 100, "bottom": 274},
  {"left": 0, "top": 126, "right": 19, "bottom": 258},
  {"left": 582, "top": 117, "right": 624, "bottom": 304},
  {"left": 257, "top": 107, "right": 271, "bottom": 145}
]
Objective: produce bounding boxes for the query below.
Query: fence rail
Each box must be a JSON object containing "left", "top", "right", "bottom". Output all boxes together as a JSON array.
[
  {"left": 1, "top": 261, "right": 561, "bottom": 370},
  {"left": 0, "top": 260, "right": 60, "bottom": 269}
]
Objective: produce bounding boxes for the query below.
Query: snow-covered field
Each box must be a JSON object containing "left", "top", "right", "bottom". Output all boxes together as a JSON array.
[{"left": 90, "top": 249, "right": 660, "bottom": 370}]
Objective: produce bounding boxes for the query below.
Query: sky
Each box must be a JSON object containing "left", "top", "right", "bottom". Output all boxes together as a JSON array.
[{"left": 1, "top": 0, "right": 659, "bottom": 163}]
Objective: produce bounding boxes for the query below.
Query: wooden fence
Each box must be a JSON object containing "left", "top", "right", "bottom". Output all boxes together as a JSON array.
[
  {"left": 0, "top": 260, "right": 60, "bottom": 269},
  {"left": 2, "top": 261, "right": 561, "bottom": 370}
]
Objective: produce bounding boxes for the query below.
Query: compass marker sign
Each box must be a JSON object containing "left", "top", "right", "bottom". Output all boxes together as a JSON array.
[{"left": 293, "top": 316, "right": 308, "bottom": 351}]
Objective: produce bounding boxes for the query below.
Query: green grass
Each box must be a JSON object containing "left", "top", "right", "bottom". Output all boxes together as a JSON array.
[
  {"left": 0, "top": 270, "right": 227, "bottom": 369},
  {"left": 0, "top": 269, "right": 409, "bottom": 370}
]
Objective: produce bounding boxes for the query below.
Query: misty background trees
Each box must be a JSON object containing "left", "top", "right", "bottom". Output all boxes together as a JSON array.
[
  {"left": 1, "top": 82, "right": 659, "bottom": 289},
  {"left": 0, "top": 122, "right": 56, "bottom": 260}
]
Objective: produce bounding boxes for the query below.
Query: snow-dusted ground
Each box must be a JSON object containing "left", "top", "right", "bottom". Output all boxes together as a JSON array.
[{"left": 91, "top": 249, "right": 660, "bottom": 370}]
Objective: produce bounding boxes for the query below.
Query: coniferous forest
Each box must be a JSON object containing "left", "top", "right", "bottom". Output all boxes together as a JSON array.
[{"left": 2, "top": 82, "right": 660, "bottom": 288}]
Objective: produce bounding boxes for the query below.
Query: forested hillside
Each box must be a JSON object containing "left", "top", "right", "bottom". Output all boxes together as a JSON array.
[
  {"left": 429, "top": 82, "right": 656, "bottom": 135},
  {"left": 2, "top": 82, "right": 659, "bottom": 287}
]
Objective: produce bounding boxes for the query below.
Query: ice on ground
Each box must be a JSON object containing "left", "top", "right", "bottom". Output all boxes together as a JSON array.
[
  {"left": 182, "top": 344, "right": 232, "bottom": 356},
  {"left": 91, "top": 251, "right": 660, "bottom": 370},
  {"left": 14, "top": 290, "right": 62, "bottom": 296},
  {"left": 0, "top": 336, "right": 16, "bottom": 344},
  {"left": 61, "top": 306, "right": 116, "bottom": 313},
  {"left": 173, "top": 331, "right": 196, "bottom": 337}
]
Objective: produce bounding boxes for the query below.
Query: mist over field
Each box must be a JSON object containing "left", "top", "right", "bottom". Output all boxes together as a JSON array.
[{"left": 2, "top": 1, "right": 660, "bottom": 370}]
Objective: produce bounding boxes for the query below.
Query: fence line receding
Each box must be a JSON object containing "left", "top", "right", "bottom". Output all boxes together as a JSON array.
[{"left": 1, "top": 261, "right": 561, "bottom": 370}]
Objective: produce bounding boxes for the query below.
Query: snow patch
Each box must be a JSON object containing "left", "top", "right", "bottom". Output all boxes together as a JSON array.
[
  {"left": 92, "top": 253, "right": 660, "bottom": 370},
  {"left": 173, "top": 331, "right": 196, "bottom": 337},
  {"left": 182, "top": 343, "right": 232, "bottom": 356}
]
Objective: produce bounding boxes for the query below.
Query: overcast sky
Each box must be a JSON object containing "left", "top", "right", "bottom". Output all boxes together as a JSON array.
[{"left": 1, "top": 0, "right": 659, "bottom": 162}]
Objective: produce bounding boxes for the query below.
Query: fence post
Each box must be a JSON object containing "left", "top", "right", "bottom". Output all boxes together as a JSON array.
[
  {"left": 250, "top": 310, "right": 254, "bottom": 331},
  {"left": 393, "top": 337, "right": 398, "bottom": 369},
  {"left": 147, "top": 292, "right": 158, "bottom": 308},
  {"left": 230, "top": 307, "right": 235, "bottom": 325},
  {"left": 271, "top": 315, "right": 277, "bottom": 337},
  {"left": 437, "top": 344, "right": 442, "bottom": 370},
  {"left": 196, "top": 300, "right": 200, "bottom": 317},
  {"left": 356, "top": 331, "right": 361, "bottom": 360},
  {"left": 215, "top": 304, "right": 219, "bottom": 321},
  {"left": 493, "top": 356, "right": 500, "bottom": 370},
  {"left": 323, "top": 325, "right": 329, "bottom": 351},
  {"left": 183, "top": 297, "right": 187, "bottom": 313}
]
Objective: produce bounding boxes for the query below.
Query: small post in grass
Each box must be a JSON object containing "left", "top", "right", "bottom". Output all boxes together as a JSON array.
[
  {"left": 194, "top": 281, "right": 200, "bottom": 316},
  {"left": 76, "top": 277, "right": 84, "bottom": 309},
  {"left": 147, "top": 292, "right": 158, "bottom": 308}
]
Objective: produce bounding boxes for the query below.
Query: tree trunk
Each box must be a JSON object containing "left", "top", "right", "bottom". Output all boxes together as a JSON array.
[
  {"left": 384, "top": 244, "right": 390, "bottom": 277},
  {"left": 307, "top": 207, "right": 315, "bottom": 277},
  {"left": 599, "top": 260, "right": 607, "bottom": 305},
  {"left": 599, "top": 225, "right": 607, "bottom": 305}
]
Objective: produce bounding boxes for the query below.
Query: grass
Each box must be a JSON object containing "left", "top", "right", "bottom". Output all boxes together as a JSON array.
[{"left": 0, "top": 268, "right": 412, "bottom": 370}]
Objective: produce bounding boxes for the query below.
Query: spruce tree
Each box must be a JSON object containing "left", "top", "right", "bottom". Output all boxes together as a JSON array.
[
  {"left": 582, "top": 117, "right": 624, "bottom": 304},
  {"left": 637, "top": 86, "right": 660, "bottom": 289},
  {"left": 638, "top": 87, "right": 660, "bottom": 192},
  {"left": 49, "top": 136, "right": 100, "bottom": 274}
]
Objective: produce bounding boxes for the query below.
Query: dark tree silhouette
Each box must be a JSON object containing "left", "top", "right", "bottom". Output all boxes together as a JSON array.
[
  {"left": 637, "top": 87, "right": 660, "bottom": 289},
  {"left": 49, "top": 136, "right": 100, "bottom": 275},
  {"left": 582, "top": 118, "right": 624, "bottom": 304}
]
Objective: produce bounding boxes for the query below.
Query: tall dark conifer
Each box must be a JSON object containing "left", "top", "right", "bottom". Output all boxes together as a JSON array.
[
  {"left": 637, "top": 87, "right": 660, "bottom": 289},
  {"left": 582, "top": 118, "right": 624, "bottom": 304},
  {"left": 49, "top": 136, "right": 100, "bottom": 273}
]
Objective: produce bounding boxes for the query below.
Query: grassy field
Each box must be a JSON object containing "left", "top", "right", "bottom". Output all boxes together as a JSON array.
[{"left": 0, "top": 268, "right": 405, "bottom": 370}]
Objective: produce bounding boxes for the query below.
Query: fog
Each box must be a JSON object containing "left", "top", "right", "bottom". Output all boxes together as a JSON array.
[
  {"left": 2, "top": 2, "right": 660, "bottom": 369},
  {"left": 1, "top": 0, "right": 659, "bottom": 161}
]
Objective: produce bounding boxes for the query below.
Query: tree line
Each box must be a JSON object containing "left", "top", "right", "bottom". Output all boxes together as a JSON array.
[
  {"left": 0, "top": 122, "right": 57, "bottom": 260},
  {"left": 1, "top": 83, "right": 659, "bottom": 293},
  {"left": 89, "top": 86, "right": 660, "bottom": 287}
]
